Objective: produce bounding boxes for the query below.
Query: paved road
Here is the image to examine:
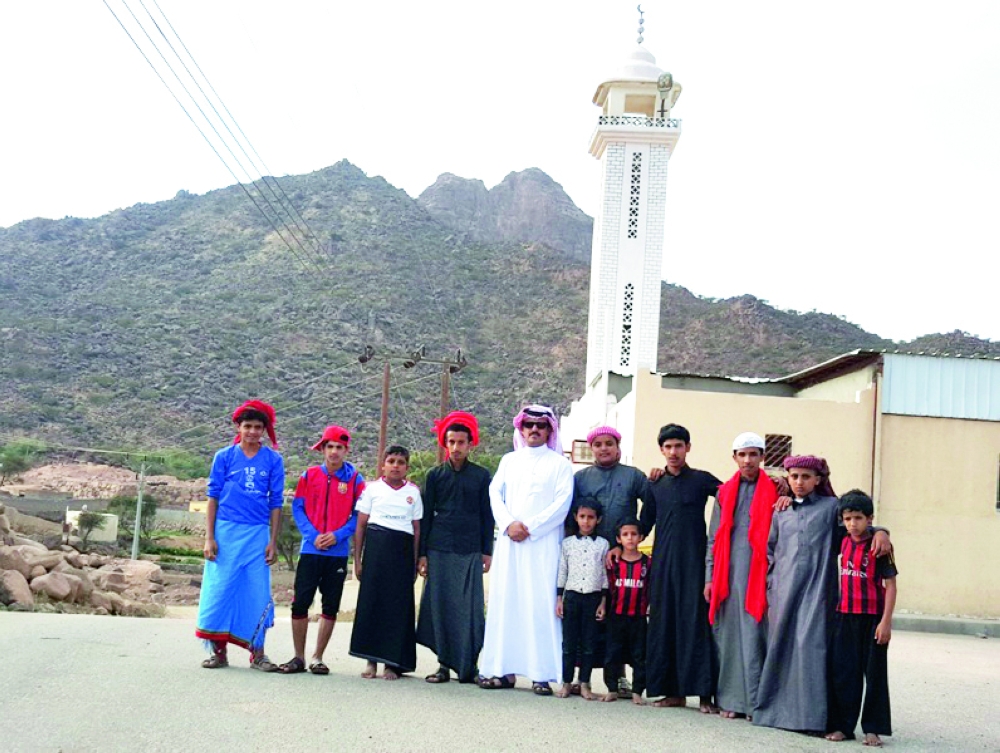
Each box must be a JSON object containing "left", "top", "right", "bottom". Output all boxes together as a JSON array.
[{"left": 2, "top": 611, "right": 998, "bottom": 752}]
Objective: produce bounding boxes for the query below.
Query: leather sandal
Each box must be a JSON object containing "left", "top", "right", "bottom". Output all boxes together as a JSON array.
[
  {"left": 279, "top": 657, "right": 306, "bottom": 674},
  {"left": 309, "top": 661, "right": 330, "bottom": 675},
  {"left": 201, "top": 653, "right": 228, "bottom": 669},
  {"left": 532, "top": 682, "right": 554, "bottom": 696},
  {"left": 250, "top": 654, "right": 279, "bottom": 672},
  {"left": 425, "top": 667, "right": 450, "bottom": 683}
]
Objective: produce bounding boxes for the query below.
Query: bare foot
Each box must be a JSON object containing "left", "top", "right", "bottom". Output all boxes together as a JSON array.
[
  {"left": 825, "top": 731, "right": 847, "bottom": 742},
  {"left": 651, "top": 696, "right": 686, "bottom": 708},
  {"left": 382, "top": 667, "right": 401, "bottom": 681},
  {"left": 554, "top": 683, "right": 572, "bottom": 698},
  {"left": 601, "top": 692, "right": 618, "bottom": 703},
  {"left": 862, "top": 733, "right": 882, "bottom": 747},
  {"left": 631, "top": 693, "right": 645, "bottom": 706},
  {"left": 699, "top": 697, "right": 719, "bottom": 714},
  {"left": 580, "top": 683, "right": 598, "bottom": 700},
  {"left": 361, "top": 662, "right": 377, "bottom": 679},
  {"left": 719, "top": 710, "right": 739, "bottom": 719}
]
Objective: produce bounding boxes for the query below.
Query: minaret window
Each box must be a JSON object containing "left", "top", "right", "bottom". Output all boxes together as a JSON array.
[
  {"left": 628, "top": 152, "right": 642, "bottom": 239},
  {"left": 620, "top": 283, "right": 635, "bottom": 367}
]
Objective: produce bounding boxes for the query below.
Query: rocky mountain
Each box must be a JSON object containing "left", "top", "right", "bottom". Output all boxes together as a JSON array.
[
  {"left": 1, "top": 160, "right": 996, "bottom": 473},
  {"left": 417, "top": 168, "right": 594, "bottom": 261}
]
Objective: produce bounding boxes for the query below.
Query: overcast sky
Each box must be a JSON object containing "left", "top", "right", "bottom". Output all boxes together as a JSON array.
[{"left": 2, "top": 1, "right": 997, "bottom": 342}]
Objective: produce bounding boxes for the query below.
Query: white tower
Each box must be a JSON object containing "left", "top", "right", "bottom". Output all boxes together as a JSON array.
[{"left": 585, "top": 40, "right": 682, "bottom": 383}]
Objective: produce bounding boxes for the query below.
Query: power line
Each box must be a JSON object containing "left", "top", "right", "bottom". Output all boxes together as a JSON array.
[
  {"left": 102, "top": 0, "right": 327, "bottom": 279},
  {"left": 151, "top": 362, "right": 358, "bottom": 447},
  {"left": 137, "top": 0, "right": 328, "bottom": 269},
  {"left": 146, "top": 0, "right": 327, "bottom": 261}
]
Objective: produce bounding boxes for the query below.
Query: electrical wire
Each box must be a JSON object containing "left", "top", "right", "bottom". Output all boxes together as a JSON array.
[
  {"left": 147, "top": 0, "right": 327, "bottom": 260},
  {"left": 136, "top": 0, "right": 328, "bottom": 270},
  {"left": 102, "top": 0, "right": 327, "bottom": 279}
]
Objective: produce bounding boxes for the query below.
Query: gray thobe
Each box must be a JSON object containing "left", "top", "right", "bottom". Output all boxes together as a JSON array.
[
  {"left": 705, "top": 478, "right": 767, "bottom": 715},
  {"left": 754, "top": 493, "right": 841, "bottom": 731}
]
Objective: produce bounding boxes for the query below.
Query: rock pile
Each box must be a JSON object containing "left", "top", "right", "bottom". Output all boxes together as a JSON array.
[{"left": 0, "top": 501, "right": 165, "bottom": 617}]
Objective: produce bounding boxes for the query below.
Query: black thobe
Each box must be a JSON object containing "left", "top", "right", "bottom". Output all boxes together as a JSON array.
[
  {"left": 416, "top": 460, "right": 494, "bottom": 680},
  {"left": 640, "top": 465, "right": 721, "bottom": 699}
]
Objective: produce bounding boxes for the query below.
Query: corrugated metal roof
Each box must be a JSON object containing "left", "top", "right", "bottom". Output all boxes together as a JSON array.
[{"left": 882, "top": 353, "right": 1000, "bottom": 421}]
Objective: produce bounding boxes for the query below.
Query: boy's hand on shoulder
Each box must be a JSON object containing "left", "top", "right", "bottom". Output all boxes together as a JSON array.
[
  {"left": 875, "top": 621, "right": 892, "bottom": 645},
  {"left": 605, "top": 546, "right": 622, "bottom": 569},
  {"left": 774, "top": 496, "right": 792, "bottom": 512},
  {"left": 648, "top": 467, "right": 665, "bottom": 482},
  {"left": 870, "top": 530, "right": 892, "bottom": 557}
]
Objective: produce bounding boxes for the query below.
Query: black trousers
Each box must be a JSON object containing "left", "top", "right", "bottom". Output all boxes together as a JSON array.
[
  {"left": 562, "top": 591, "right": 602, "bottom": 684},
  {"left": 604, "top": 614, "right": 647, "bottom": 696},
  {"left": 828, "top": 613, "right": 892, "bottom": 737}
]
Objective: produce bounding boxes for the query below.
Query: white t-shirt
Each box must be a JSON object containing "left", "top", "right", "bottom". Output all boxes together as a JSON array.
[{"left": 356, "top": 478, "right": 423, "bottom": 534}]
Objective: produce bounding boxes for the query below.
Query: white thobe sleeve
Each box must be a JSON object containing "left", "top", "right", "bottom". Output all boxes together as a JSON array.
[
  {"left": 524, "top": 456, "right": 574, "bottom": 540},
  {"left": 489, "top": 455, "right": 515, "bottom": 535}
]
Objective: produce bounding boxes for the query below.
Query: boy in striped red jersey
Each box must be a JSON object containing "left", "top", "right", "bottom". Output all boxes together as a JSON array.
[
  {"left": 826, "top": 490, "right": 898, "bottom": 747},
  {"left": 601, "top": 518, "right": 650, "bottom": 705}
]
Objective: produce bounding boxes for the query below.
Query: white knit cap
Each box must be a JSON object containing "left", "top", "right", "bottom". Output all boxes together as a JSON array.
[{"left": 732, "top": 432, "right": 765, "bottom": 451}]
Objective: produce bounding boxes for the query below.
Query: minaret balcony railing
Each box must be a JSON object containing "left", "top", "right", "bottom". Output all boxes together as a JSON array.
[{"left": 597, "top": 115, "right": 681, "bottom": 129}]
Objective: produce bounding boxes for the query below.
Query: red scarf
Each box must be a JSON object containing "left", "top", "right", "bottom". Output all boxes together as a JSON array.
[{"left": 709, "top": 469, "right": 777, "bottom": 625}]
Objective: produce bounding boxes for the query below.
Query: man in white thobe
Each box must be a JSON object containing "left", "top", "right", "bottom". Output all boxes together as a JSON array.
[{"left": 478, "top": 404, "right": 574, "bottom": 695}]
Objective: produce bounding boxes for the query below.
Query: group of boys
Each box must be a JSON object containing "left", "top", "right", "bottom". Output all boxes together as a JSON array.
[{"left": 196, "top": 400, "right": 897, "bottom": 746}]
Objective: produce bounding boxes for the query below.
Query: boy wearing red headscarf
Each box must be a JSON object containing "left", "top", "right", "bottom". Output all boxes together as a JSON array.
[
  {"left": 754, "top": 456, "right": 891, "bottom": 733},
  {"left": 416, "top": 411, "right": 494, "bottom": 684},
  {"left": 196, "top": 400, "right": 285, "bottom": 672},
  {"left": 278, "top": 425, "right": 365, "bottom": 675}
]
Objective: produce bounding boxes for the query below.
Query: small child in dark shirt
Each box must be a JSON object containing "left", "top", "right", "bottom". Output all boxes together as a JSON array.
[
  {"left": 826, "top": 490, "right": 898, "bottom": 748},
  {"left": 555, "top": 499, "right": 608, "bottom": 700},
  {"left": 602, "top": 517, "right": 649, "bottom": 705}
]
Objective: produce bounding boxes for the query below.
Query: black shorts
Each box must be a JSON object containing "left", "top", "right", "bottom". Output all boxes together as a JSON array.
[{"left": 291, "top": 553, "right": 348, "bottom": 619}]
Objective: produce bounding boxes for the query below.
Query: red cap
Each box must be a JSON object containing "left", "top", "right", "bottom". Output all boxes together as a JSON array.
[
  {"left": 312, "top": 425, "right": 351, "bottom": 451},
  {"left": 433, "top": 411, "right": 480, "bottom": 451}
]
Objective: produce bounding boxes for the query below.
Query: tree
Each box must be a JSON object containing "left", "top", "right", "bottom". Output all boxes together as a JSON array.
[
  {"left": 275, "top": 505, "right": 301, "bottom": 571},
  {"left": 105, "top": 494, "right": 159, "bottom": 540},
  {"left": 77, "top": 511, "right": 106, "bottom": 547},
  {"left": 0, "top": 439, "right": 45, "bottom": 486}
]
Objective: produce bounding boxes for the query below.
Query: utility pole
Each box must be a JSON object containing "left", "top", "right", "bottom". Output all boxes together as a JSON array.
[
  {"left": 130, "top": 461, "right": 147, "bottom": 561},
  {"left": 358, "top": 345, "right": 468, "bottom": 467}
]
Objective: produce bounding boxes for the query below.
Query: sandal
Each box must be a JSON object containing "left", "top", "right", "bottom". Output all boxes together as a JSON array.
[
  {"left": 309, "top": 661, "right": 330, "bottom": 675},
  {"left": 425, "top": 668, "right": 450, "bottom": 684},
  {"left": 201, "top": 654, "right": 228, "bottom": 669},
  {"left": 479, "top": 675, "right": 515, "bottom": 690},
  {"left": 532, "top": 682, "right": 553, "bottom": 696},
  {"left": 250, "top": 654, "right": 279, "bottom": 672},
  {"left": 278, "top": 657, "right": 306, "bottom": 674}
]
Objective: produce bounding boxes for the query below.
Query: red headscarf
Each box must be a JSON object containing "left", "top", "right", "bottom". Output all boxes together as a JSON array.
[
  {"left": 231, "top": 399, "right": 278, "bottom": 448},
  {"left": 433, "top": 410, "right": 480, "bottom": 454},
  {"left": 709, "top": 469, "right": 778, "bottom": 625},
  {"left": 783, "top": 455, "right": 836, "bottom": 497}
]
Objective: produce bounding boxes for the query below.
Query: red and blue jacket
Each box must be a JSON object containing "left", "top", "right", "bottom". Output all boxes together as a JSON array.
[{"left": 292, "top": 462, "right": 365, "bottom": 557}]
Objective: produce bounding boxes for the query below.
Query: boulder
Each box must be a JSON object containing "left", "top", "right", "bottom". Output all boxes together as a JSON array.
[
  {"left": 0, "top": 513, "right": 10, "bottom": 534},
  {"left": 0, "top": 570, "right": 34, "bottom": 606},
  {"left": 24, "top": 550, "right": 65, "bottom": 571},
  {"left": 0, "top": 547, "right": 33, "bottom": 580},
  {"left": 89, "top": 590, "right": 112, "bottom": 612},
  {"left": 63, "top": 551, "right": 85, "bottom": 569},
  {"left": 30, "top": 565, "right": 46, "bottom": 579},
  {"left": 51, "top": 565, "right": 94, "bottom": 603},
  {"left": 93, "top": 606, "right": 109, "bottom": 616},
  {"left": 11, "top": 537, "right": 47, "bottom": 552},
  {"left": 100, "top": 559, "right": 164, "bottom": 587},
  {"left": 60, "top": 572, "right": 84, "bottom": 603},
  {"left": 148, "top": 582, "right": 165, "bottom": 594},
  {"left": 88, "top": 554, "right": 108, "bottom": 568},
  {"left": 94, "top": 569, "right": 128, "bottom": 594},
  {"left": 30, "top": 571, "right": 73, "bottom": 602},
  {"left": 106, "top": 591, "right": 126, "bottom": 615}
]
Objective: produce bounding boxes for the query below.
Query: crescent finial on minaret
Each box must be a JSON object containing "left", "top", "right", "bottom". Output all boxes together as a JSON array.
[{"left": 637, "top": 4, "right": 645, "bottom": 45}]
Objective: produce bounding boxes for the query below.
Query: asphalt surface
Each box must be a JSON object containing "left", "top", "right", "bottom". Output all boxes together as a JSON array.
[{"left": 2, "top": 611, "right": 998, "bottom": 752}]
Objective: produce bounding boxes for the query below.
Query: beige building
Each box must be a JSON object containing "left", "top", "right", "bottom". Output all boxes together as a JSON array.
[{"left": 563, "top": 350, "right": 1000, "bottom": 619}]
